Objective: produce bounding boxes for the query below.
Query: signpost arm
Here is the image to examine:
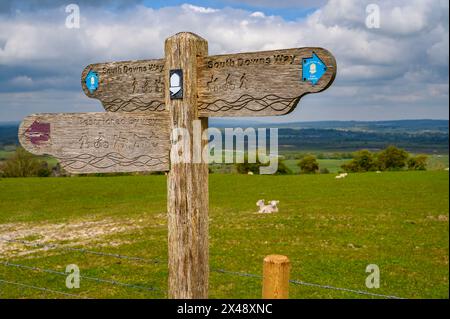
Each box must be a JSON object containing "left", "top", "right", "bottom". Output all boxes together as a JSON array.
[{"left": 165, "top": 32, "right": 209, "bottom": 299}]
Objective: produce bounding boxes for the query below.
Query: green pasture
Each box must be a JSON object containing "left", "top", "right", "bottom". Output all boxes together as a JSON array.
[
  {"left": 284, "top": 159, "right": 349, "bottom": 173},
  {"left": 0, "top": 171, "right": 448, "bottom": 299}
]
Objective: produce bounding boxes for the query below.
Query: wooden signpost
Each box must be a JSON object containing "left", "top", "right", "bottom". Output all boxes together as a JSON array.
[
  {"left": 19, "top": 32, "right": 336, "bottom": 299},
  {"left": 19, "top": 112, "right": 170, "bottom": 173},
  {"left": 197, "top": 48, "right": 335, "bottom": 117},
  {"left": 81, "top": 59, "right": 165, "bottom": 112}
]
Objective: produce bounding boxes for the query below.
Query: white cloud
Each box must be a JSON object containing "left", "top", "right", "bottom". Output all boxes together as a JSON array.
[
  {"left": 181, "top": 4, "right": 218, "bottom": 13},
  {"left": 9, "top": 75, "right": 33, "bottom": 87},
  {"left": 250, "top": 11, "right": 266, "bottom": 18}
]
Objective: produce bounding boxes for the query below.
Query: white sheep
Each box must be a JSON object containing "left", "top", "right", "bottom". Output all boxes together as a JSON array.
[
  {"left": 256, "top": 199, "right": 278, "bottom": 213},
  {"left": 335, "top": 172, "right": 348, "bottom": 179}
]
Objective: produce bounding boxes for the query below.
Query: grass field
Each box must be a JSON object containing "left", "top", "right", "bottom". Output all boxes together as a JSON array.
[
  {"left": 0, "top": 171, "right": 448, "bottom": 299},
  {"left": 284, "top": 159, "right": 349, "bottom": 173}
]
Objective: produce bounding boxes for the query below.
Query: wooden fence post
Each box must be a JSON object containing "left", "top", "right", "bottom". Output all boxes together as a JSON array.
[
  {"left": 165, "top": 32, "right": 209, "bottom": 299},
  {"left": 262, "top": 255, "right": 291, "bottom": 299}
]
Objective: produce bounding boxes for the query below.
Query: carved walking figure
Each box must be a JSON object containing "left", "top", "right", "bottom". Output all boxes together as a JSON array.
[{"left": 239, "top": 73, "right": 248, "bottom": 89}]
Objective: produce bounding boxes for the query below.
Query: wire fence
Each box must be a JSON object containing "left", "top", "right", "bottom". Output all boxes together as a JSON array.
[
  {"left": 0, "top": 278, "right": 89, "bottom": 299},
  {"left": 0, "top": 261, "right": 163, "bottom": 293},
  {"left": 212, "top": 268, "right": 403, "bottom": 299},
  {"left": 0, "top": 237, "right": 405, "bottom": 299}
]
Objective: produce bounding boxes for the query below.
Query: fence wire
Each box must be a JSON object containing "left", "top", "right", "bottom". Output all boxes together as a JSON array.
[
  {"left": 0, "top": 261, "right": 163, "bottom": 294},
  {"left": 1, "top": 237, "right": 405, "bottom": 299},
  {"left": 213, "top": 268, "right": 404, "bottom": 299},
  {"left": 0, "top": 278, "right": 88, "bottom": 299}
]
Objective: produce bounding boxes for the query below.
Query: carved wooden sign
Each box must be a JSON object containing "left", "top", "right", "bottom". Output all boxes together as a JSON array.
[
  {"left": 81, "top": 59, "right": 165, "bottom": 113},
  {"left": 19, "top": 112, "right": 170, "bottom": 174},
  {"left": 197, "top": 48, "right": 336, "bottom": 117},
  {"left": 81, "top": 48, "right": 336, "bottom": 117}
]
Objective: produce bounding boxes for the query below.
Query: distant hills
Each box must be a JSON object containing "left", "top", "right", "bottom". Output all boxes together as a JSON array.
[
  {"left": 0, "top": 122, "right": 20, "bottom": 147},
  {"left": 210, "top": 119, "right": 449, "bottom": 133},
  {"left": 209, "top": 119, "right": 449, "bottom": 153},
  {"left": 1, "top": 119, "right": 448, "bottom": 153}
]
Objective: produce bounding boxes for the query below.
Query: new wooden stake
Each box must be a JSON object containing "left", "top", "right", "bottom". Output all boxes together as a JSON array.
[{"left": 262, "top": 255, "right": 291, "bottom": 299}]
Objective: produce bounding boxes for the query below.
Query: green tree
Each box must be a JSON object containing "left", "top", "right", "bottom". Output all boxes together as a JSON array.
[
  {"left": 235, "top": 155, "right": 261, "bottom": 174},
  {"left": 0, "top": 147, "right": 42, "bottom": 177},
  {"left": 298, "top": 155, "right": 319, "bottom": 174},
  {"left": 376, "top": 145, "right": 409, "bottom": 170},
  {"left": 236, "top": 155, "right": 292, "bottom": 175},
  {"left": 274, "top": 159, "right": 292, "bottom": 175},
  {"left": 341, "top": 149, "right": 376, "bottom": 172},
  {"left": 37, "top": 162, "right": 52, "bottom": 177},
  {"left": 407, "top": 154, "right": 428, "bottom": 170}
]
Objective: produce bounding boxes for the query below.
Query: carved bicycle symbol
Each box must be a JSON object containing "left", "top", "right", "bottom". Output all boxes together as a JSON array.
[
  {"left": 224, "top": 74, "right": 235, "bottom": 91},
  {"left": 94, "top": 133, "right": 109, "bottom": 148},
  {"left": 207, "top": 73, "right": 246, "bottom": 92}
]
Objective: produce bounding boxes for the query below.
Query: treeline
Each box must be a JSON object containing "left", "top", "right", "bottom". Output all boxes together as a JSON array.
[
  {"left": 235, "top": 145, "right": 429, "bottom": 175},
  {"left": 278, "top": 128, "right": 449, "bottom": 153},
  {"left": 341, "top": 146, "right": 427, "bottom": 172},
  {"left": 298, "top": 146, "right": 428, "bottom": 174}
]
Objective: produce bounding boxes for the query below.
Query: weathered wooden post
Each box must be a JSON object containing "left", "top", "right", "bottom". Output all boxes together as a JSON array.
[
  {"left": 165, "top": 32, "right": 209, "bottom": 299},
  {"left": 262, "top": 255, "right": 291, "bottom": 299}
]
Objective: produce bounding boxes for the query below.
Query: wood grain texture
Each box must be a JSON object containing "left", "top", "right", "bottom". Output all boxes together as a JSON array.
[
  {"left": 197, "top": 47, "right": 336, "bottom": 116},
  {"left": 165, "top": 32, "right": 209, "bottom": 299},
  {"left": 18, "top": 112, "right": 170, "bottom": 174},
  {"left": 262, "top": 255, "right": 291, "bottom": 299},
  {"left": 82, "top": 47, "right": 336, "bottom": 118},
  {"left": 81, "top": 59, "right": 165, "bottom": 112}
]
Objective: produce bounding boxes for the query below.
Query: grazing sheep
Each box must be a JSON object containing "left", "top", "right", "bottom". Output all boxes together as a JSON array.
[{"left": 256, "top": 199, "right": 277, "bottom": 213}]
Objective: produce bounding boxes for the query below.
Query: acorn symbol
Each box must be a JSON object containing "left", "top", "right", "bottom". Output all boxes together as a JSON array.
[{"left": 169, "top": 72, "right": 181, "bottom": 95}]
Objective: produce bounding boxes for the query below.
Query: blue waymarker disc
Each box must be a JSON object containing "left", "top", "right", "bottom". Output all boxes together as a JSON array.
[{"left": 85, "top": 70, "right": 99, "bottom": 93}]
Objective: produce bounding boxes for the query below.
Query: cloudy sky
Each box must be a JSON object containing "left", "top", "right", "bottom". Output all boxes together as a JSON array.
[{"left": 0, "top": 0, "right": 448, "bottom": 122}]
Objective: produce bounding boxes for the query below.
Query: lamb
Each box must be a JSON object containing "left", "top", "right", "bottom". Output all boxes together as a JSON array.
[
  {"left": 256, "top": 199, "right": 279, "bottom": 213},
  {"left": 335, "top": 172, "right": 348, "bottom": 179}
]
